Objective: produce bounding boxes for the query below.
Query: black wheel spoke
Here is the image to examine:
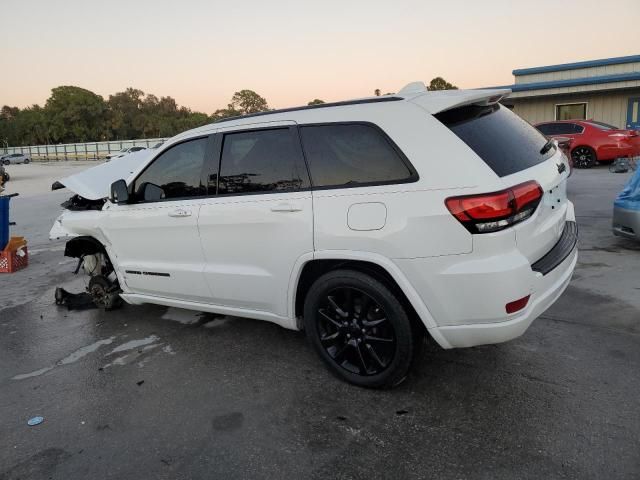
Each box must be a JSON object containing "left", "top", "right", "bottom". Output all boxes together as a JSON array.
[
  {"left": 355, "top": 344, "right": 369, "bottom": 374},
  {"left": 362, "top": 317, "right": 387, "bottom": 327},
  {"left": 319, "top": 309, "right": 343, "bottom": 329},
  {"left": 327, "top": 296, "right": 348, "bottom": 318},
  {"left": 364, "top": 335, "right": 394, "bottom": 343},
  {"left": 320, "top": 331, "right": 340, "bottom": 342},
  {"left": 365, "top": 343, "right": 387, "bottom": 368}
]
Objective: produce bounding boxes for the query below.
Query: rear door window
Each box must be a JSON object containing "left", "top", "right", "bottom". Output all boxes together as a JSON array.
[
  {"left": 299, "top": 123, "right": 415, "bottom": 188},
  {"left": 435, "top": 104, "right": 555, "bottom": 177},
  {"left": 218, "top": 128, "right": 309, "bottom": 195}
]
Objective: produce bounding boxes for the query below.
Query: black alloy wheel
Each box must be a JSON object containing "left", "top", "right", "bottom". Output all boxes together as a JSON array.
[
  {"left": 304, "top": 269, "right": 419, "bottom": 388},
  {"left": 572, "top": 146, "right": 596, "bottom": 168},
  {"left": 317, "top": 286, "right": 396, "bottom": 376}
]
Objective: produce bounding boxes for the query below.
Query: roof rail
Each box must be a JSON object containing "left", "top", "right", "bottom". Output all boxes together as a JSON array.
[{"left": 213, "top": 96, "right": 403, "bottom": 124}]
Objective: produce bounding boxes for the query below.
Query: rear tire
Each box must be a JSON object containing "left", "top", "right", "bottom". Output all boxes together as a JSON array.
[
  {"left": 303, "top": 269, "right": 419, "bottom": 389},
  {"left": 2, "top": 160, "right": 9, "bottom": 166},
  {"left": 571, "top": 146, "right": 596, "bottom": 168},
  {"left": 23, "top": 158, "right": 30, "bottom": 164}
]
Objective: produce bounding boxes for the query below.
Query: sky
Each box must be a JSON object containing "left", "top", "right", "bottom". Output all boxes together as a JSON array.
[{"left": 1, "top": 0, "right": 639, "bottom": 114}]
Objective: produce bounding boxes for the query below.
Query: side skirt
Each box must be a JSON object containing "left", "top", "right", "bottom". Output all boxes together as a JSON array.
[{"left": 120, "top": 293, "right": 297, "bottom": 330}]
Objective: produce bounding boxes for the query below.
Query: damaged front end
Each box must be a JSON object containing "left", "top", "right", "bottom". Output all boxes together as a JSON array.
[
  {"left": 55, "top": 236, "right": 123, "bottom": 311},
  {"left": 50, "top": 150, "right": 153, "bottom": 310}
]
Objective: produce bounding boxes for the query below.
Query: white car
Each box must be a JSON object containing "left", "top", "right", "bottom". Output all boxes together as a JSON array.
[
  {"left": 50, "top": 82, "right": 577, "bottom": 388},
  {"left": 104, "top": 146, "right": 147, "bottom": 161},
  {"left": 1, "top": 153, "right": 31, "bottom": 165}
]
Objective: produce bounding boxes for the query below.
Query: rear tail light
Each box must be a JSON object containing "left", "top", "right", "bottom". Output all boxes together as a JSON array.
[{"left": 445, "top": 181, "right": 543, "bottom": 233}]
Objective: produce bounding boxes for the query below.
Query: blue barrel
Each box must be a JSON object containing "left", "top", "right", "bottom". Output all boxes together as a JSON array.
[{"left": 0, "top": 194, "right": 18, "bottom": 251}]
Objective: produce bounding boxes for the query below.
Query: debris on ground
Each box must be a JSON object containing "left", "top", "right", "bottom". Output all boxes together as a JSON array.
[
  {"left": 27, "top": 416, "right": 44, "bottom": 426},
  {"left": 54, "top": 288, "right": 97, "bottom": 311}
]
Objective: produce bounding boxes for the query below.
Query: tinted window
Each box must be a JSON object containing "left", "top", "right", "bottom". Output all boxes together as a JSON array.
[
  {"left": 570, "top": 123, "right": 585, "bottom": 134},
  {"left": 555, "top": 123, "right": 579, "bottom": 135},
  {"left": 436, "top": 104, "right": 554, "bottom": 177},
  {"left": 135, "top": 137, "right": 207, "bottom": 201},
  {"left": 218, "top": 128, "right": 309, "bottom": 195},
  {"left": 299, "top": 124, "right": 413, "bottom": 188},
  {"left": 130, "top": 146, "right": 145, "bottom": 152},
  {"left": 536, "top": 123, "right": 555, "bottom": 135}
]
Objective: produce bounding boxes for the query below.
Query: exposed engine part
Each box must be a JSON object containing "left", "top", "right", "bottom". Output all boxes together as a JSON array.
[
  {"left": 88, "top": 275, "right": 123, "bottom": 311},
  {"left": 61, "top": 194, "right": 106, "bottom": 211}
]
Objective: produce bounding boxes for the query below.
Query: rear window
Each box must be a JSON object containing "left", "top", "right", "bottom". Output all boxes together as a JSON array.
[
  {"left": 436, "top": 104, "right": 555, "bottom": 177},
  {"left": 299, "top": 123, "right": 414, "bottom": 188}
]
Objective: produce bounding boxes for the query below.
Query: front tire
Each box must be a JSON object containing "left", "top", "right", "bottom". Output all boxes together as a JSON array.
[
  {"left": 303, "top": 269, "right": 418, "bottom": 388},
  {"left": 23, "top": 158, "right": 30, "bottom": 164},
  {"left": 2, "top": 160, "right": 9, "bottom": 166}
]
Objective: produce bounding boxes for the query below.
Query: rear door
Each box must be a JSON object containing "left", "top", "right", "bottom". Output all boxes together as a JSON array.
[{"left": 197, "top": 123, "right": 313, "bottom": 318}]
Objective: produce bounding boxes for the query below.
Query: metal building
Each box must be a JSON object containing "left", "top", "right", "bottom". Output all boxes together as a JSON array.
[{"left": 498, "top": 55, "right": 640, "bottom": 130}]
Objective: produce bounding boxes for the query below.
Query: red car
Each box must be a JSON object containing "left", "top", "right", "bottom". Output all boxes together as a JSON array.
[{"left": 535, "top": 120, "right": 640, "bottom": 168}]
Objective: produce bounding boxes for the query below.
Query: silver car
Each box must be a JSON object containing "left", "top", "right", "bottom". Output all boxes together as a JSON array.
[
  {"left": 612, "top": 167, "right": 640, "bottom": 241},
  {"left": 104, "top": 146, "right": 147, "bottom": 161},
  {"left": 1, "top": 153, "right": 31, "bottom": 165}
]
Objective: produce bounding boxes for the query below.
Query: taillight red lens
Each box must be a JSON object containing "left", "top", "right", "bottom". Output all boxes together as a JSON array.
[{"left": 445, "top": 181, "right": 543, "bottom": 234}]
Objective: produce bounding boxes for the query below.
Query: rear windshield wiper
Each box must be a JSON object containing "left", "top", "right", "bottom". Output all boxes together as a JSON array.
[{"left": 540, "top": 139, "right": 556, "bottom": 155}]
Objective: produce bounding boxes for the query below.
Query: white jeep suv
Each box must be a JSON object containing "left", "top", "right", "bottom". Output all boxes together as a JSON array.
[{"left": 50, "top": 82, "right": 577, "bottom": 388}]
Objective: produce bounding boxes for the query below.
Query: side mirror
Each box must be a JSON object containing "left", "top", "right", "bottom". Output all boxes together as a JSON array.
[{"left": 110, "top": 179, "right": 129, "bottom": 204}]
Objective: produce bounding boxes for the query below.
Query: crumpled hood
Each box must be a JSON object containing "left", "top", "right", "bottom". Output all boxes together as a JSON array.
[{"left": 53, "top": 150, "right": 153, "bottom": 200}]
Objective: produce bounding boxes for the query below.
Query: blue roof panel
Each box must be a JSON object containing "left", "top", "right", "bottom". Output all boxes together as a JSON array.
[
  {"left": 489, "top": 71, "right": 640, "bottom": 93},
  {"left": 513, "top": 55, "right": 640, "bottom": 76}
]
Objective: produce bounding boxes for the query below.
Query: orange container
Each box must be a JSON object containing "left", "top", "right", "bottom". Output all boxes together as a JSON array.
[{"left": 0, "top": 236, "right": 28, "bottom": 273}]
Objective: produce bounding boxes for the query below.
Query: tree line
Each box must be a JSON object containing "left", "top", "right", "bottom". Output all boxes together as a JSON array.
[{"left": 0, "top": 77, "right": 456, "bottom": 147}]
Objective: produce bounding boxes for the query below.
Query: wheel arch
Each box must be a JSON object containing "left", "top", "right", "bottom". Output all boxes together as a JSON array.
[
  {"left": 290, "top": 251, "right": 451, "bottom": 348},
  {"left": 64, "top": 235, "right": 107, "bottom": 259}
]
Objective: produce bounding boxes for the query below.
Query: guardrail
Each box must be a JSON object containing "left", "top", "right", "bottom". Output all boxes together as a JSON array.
[{"left": 1, "top": 138, "right": 168, "bottom": 162}]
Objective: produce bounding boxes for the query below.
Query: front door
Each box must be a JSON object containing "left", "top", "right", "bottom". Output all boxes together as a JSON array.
[
  {"left": 101, "top": 136, "right": 213, "bottom": 302},
  {"left": 197, "top": 124, "right": 313, "bottom": 318},
  {"left": 627, "top": 97, "right": 640, "bottom": 130}
]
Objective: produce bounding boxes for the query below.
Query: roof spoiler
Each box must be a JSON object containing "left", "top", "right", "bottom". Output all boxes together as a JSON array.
[{"left": 397, "top": 81, "right": 511, "bottom": 114}]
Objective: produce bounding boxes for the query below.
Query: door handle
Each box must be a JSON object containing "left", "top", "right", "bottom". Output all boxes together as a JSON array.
[
  {"left": 168, "top": 208, "right": 192, "bottom": 217},
  {"left": 270, "top": 203, "right": 303, "bottom": 213}
]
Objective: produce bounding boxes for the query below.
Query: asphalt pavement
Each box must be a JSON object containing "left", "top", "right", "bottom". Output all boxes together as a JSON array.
[{"left": 1, "top": 165, "right": 639, "bottom": 480}]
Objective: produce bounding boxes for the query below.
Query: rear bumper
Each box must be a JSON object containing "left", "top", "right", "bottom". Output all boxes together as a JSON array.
[
  {"left": 433, "top": 247, "right": 576, "bottom": 348},
  {"left": 394, "top": 204, "right": 577, "bottom": 349},
  {"left": 612, "top": 206, "right": 640, "bottom": 240}
]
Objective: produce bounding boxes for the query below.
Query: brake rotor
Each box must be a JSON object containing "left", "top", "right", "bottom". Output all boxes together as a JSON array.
[{"left": 88, "top": 275, "right": 122, "bottom": 310}]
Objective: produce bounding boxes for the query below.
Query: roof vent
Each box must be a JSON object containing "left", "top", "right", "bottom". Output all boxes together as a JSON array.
[{"left": 398, "top": 81, "right": 428, "bottom": 96}]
